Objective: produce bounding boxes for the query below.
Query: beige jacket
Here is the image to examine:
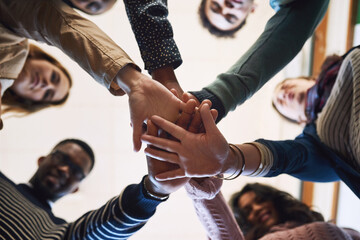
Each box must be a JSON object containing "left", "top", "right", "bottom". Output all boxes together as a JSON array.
[
  {"left": 0, "top": 22, "right": 28, "bottom": 96},
  {"left": 0, "top": 0, "right": 138, "bottom": 95}
]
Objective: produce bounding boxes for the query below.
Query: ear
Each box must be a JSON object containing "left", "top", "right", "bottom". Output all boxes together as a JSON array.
[
  {"left": 37, "top": 156, "right": 46, "bottom": 166},
  {"left": 251, "top": 3, "right": 257, "bottom": 13},
  {"left": 71, "top": 187, "right": 79, "bottom": 194}
]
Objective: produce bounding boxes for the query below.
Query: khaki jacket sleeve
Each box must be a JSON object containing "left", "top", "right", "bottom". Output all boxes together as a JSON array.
[{"left": 0, "top": 0, "right": 139, "bottom": 94}]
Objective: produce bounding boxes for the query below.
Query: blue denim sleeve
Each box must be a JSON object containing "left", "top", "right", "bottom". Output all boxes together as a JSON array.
[{"left": 255, "top": 133, "right": 339, "bottom": 182}]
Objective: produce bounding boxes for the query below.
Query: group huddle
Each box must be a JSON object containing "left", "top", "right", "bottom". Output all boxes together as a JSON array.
[{"left": 0, "top": 0, "right": 359, "bottom": 239}]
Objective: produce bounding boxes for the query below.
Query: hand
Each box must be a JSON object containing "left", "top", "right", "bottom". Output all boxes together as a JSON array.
[
  {"left": 142, "top": 103, "right": 229, "bottom": 180},
  {"left": 145, "top": 118, "right": 190, "bottom": 196},
  {"left": 116, "top": 65, "right": 185, "bottom": 151}
]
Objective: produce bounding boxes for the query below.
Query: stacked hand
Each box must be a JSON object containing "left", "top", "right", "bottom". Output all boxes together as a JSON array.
[
  {"left": 145, "top": 97, "right": 199, "bottom": 196},
  {"left": 142, "top": 96, "right": 227, "bottom": 181}
]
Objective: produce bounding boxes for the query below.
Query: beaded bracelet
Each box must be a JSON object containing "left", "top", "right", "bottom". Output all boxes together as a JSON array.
[{"left": 214, "top": 144, "right": 245, "bottom": 180}]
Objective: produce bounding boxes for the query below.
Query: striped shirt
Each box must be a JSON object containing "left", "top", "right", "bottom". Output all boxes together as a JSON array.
[{"left": 0, "top": 172, "right": 162, "bottom": 240}]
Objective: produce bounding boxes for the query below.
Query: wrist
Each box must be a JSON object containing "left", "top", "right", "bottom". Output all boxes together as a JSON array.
[
  {"left": 115, "top": 64, "right": 143, "bottom": 94},
  {"left": 144, "top": 175, "right": 169, "bottom": 201}
]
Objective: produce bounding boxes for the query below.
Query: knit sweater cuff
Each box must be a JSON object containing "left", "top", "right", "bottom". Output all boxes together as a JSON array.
[
  {"left": 120, "top": 176, "right": 165, "bottom": 220},
  {"left": 189, "top": 89, "right": 226, "bottom": 123},
  {"left": 185, "top": 177, "right": 222, "bottom": 200}
]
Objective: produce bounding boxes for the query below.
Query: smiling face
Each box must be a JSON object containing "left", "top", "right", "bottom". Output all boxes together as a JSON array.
[
  {"left": 31, "top": 142, "right": 92, "bottom": 202},
  {"left": 204, "top": 0, "right": 256, "bottom": 31},
  {"left": 69, "top": 0, "right": 116, "bottom": 15},
  {"left": 11, "top": 59, "right": 70, "bottom": 104},
  {"left": 272, "top": 78, "right": 316, "bottom": 123},
  {"left": 238, "top": 191, "right": 279, "bottom": 229}
]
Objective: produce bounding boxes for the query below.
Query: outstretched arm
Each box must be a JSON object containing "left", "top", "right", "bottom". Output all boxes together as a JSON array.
[
  {"left": 64, "top": 177, "right": 165, "bottom": 240},
  {"left": 0, "top": 0, "right": 186, "bottom": 151},
  {"left": 141, "top": 103, "right": 261, "bottom": 180},
  {"left": 186, "top": 178, "right": 245, "bottom": 240},
  {"left": 191, "top": 0, "right": 330, "bottom": 121}
]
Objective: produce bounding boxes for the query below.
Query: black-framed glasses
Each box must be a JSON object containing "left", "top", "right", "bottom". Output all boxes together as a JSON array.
[{"left": 50, "top": 150, "right": 85, "bottom": 181}]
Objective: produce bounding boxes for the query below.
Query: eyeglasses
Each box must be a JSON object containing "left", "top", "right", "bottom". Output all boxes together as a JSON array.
[{"left": 50, "top": 150, "right": 85, "bottom": 181}]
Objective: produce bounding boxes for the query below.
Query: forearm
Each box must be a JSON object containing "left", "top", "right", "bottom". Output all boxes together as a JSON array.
[
  {"left": 192, "top": 0, "right": 329, "bottom": 120},
  {"left": 65, "top": 178, "right": 163, "bottom": 239},
  {"left": 124, "top": 0, "right": 182, "bottom": 73},
  {"left": 0, "top": 0, "right": 137, "bottom": 92},
  {"left": 222, "top": 143, "right": 263, "bottom": 177},
  {"left": 186, "top": 179, "right": 244, "bottom": 240}
]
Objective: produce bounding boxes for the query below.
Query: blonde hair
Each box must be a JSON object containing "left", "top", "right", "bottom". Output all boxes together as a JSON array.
[{"left": 2, "top": 44, "right": 72, "bottom": 116}]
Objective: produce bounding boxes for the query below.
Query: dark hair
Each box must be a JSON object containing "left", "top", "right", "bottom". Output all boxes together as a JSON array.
[
  {"left": 229, "top": 183, "right": 324, "bottom": 240},
  {"left": 54, "top": 139, "right": 95, "bottom": 171},
  {"left": 198, "top": 0, "right": 247, "bottom": 38},
  {"left": 272, "top": 76, "right": 315, "bottom": 124},
  {"left": 2, "top": 44, "right": 72, "bottom": 116}
]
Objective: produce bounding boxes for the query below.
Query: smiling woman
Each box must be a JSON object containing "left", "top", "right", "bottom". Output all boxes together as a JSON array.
[
  {"left": 1, "top": 44, "right": 72, "bottom": 117},
  {"left": 230, "top": 183, "right": 324, "bottom": 240}
]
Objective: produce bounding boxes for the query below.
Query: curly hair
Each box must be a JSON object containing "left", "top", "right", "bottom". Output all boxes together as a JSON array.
[
  {"left": 2, "top": 44, "right": 72, "bottom": 116},
  {"left": 198, "top": 0, "right": 247, "bottom": 38},
  {"left": 229, "top": 183, "right": 324, "bottom": 240}
]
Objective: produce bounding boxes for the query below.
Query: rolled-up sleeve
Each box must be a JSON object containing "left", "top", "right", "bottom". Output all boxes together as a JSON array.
[{"left": 0, "top": 0, "right": 138, "bottom": 94}]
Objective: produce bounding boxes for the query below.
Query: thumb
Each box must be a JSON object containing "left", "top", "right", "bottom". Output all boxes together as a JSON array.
[
  {"left": 132, "top": 119, "right": 143, "bottom": 152},
  {"left": 200, "top": 104, "right": 218, "bottom": 134}
]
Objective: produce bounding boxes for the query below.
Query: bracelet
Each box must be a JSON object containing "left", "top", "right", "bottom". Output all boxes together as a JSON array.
[
  {"left": 214, "top": 144, "right": 245, "bottom": 180},
  {"left": 142, "top": 175, "right": 169, "bottom": 201}
]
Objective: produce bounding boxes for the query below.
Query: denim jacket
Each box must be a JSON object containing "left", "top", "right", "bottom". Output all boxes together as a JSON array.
[{"left": 257, "top": 123, "right": 360, "bottom": 198}]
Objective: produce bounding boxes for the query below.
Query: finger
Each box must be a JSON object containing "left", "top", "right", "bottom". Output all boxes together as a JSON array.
[
  {"left": 146, "top": 119, "right": 158, "bottom": 137},
  {"left": 142, "top": 134, "right": 181, "bottom": 153},
  {"left": 150, "top": 115, "right": 188, "bottom": 141},
  {"left": 210, "top": 109, "right": 218, "bottom": 122},
  {"left": 200, "top": 104, "right": 218, "bottom": 133},
  {"left": 155, "top": 168, "right": 186, "bottom": 181},
  {"left": 170, "top": 88, "right": 179, "bottom": 98},
  {"left": 176, "top": 100, "right": 196, "bottom": 130},
  {"left": 132, "top": 120, "right": 143, "bottom": 152},
  {"left": 199, "top": 99, "right": 212, "bottom": 109},
  {"left": 144, "top": 147, "right": 180, "bottom": 165},
  {"left": 188, "top": 107, "right": 202, "bottom": 133}
]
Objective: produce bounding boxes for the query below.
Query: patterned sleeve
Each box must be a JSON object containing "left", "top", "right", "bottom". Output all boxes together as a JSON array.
[
  {"left": 65, "top": 178, "right": 164, "bottom": 239},
  {"left": 124, "top": 0, "right": 182, "bottom": 73}
]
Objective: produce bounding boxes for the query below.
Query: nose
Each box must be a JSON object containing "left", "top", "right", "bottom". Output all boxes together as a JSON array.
[
  {"left": 57, "top": 165, "right": 70, "bottom": 182},
  {"left": 249, "top": 203, "right": 262, "bottom": 221},
  {"left": 40, "top": 76, "right": 55, "bottom": 90}
]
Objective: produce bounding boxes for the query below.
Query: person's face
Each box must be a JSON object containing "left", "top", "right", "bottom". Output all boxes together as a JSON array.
[
  {"left": 11, "top": 59, "right": 70, "bottom": 103},
  {"left": 238, "top": 191, "right": 279, "bottom": 229},
  {"left": 69, "top": 0, "right": 116, "bottom": 15},
  {"left": 204, "top": 0, "right": 256, "bottom": 31},
  {"left": 32, "top": 142, "right": 92, "bottom": 201},
  {"left": 272, "top": 78, "right": 316, "bottom": 123}
]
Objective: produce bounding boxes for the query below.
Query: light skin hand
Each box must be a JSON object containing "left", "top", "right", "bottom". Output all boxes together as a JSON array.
[
  {"left": 145, "top": 118, "right": 189, "bottom": 196},
  {"left": 141, "top": 103, "right": 230, "bottom": 180},
  {"left": 115, "top": 65, "right": 185, "bottom": 151}
]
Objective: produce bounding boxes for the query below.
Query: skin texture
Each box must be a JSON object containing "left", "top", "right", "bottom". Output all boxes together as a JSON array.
[
  {"left": 205, "top": 0, "right": 256, "bottom": 31},
  {"left": 272, "top": 78, "right": 316, "bottom": 123},
  {"left": 11, "top": 59, "right": 70, "bottom": 103},
  {"left": 30, "top": 142, "right": 92, "bottom": 202},
  {"left": 115, "top": 65, "right": 185, "bottom": 152},
  {"left": 69, "top": 0, "right": 116, "bottom": 15},
  {"left": 238, "top": 191, "right": 279, "bottom": 229}
]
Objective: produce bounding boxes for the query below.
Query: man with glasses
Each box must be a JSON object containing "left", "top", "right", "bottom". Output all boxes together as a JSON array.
[{"left": 0, "top": 138, "right": 187, "bottom": 239}]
